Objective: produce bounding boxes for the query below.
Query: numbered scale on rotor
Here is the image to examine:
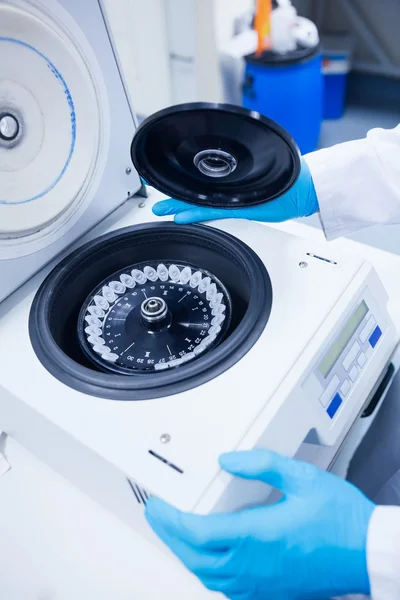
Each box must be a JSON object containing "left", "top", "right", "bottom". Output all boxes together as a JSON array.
[{"left": 78, "top": 261, "right": 232, "bottom": 375}]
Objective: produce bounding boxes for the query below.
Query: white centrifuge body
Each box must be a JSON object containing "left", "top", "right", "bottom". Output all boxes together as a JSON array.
[{"left": 0, "top": 207, "right": 396, "bottom": 551}]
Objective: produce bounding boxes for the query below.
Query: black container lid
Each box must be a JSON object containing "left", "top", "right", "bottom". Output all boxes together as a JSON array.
[
  {"left": 245, "top": 43, "right": 321, "bottom": 67},
  {"left": 131, "top": 102, "right": 301, "bottom": 209}
]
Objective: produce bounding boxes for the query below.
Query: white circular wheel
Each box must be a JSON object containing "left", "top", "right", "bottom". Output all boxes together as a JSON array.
[{"left": 0, "top": 1, "right": 108, "bottom": 254}]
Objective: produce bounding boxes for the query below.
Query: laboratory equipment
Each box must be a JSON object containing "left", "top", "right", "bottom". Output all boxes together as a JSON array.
[
  {"left": 78, "top": 260, "right": 232, "bottom": 376},
  {"left": 29, "top": 221, "right": 271, "bottom": 400},
  {"left": 242, "top": 0, "right": 322, "bottom": 154},
  {"left": 0, "top": 0, "right": 141, "bottom": 302},
  {"left": 270, "top": 1, "right": 319, "bottom": 54},
  {"left": 270, "top": 0, "right": 297, "bottom": 54},
  {"left": 130, "top": 103, "right": 301, "bottom": 208},
  {"left": 242, "top": 45, "right": 323, "bottom": 154},
  {"left": 295, "top": 16, "right": 320, "bottom": 49},
  {"left": 0, "top": 91, "right": 395, "bottom": 559},
  {"left": 322, "top": 34, "right": 354, "bottom": 119},
  {"left": 254, "top": 0, "right": 272, "bottom": 54},
  {"left": 242, "top": 49, "right": 323, "bottom": 154},
  {"left": 0, "top": 212, "right": 396, "bottom": 548}
]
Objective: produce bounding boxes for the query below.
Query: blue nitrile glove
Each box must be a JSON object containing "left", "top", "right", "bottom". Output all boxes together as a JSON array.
[
  {"left": 145, "top": 450, "right": 375, "bottom": 600},
  {"left": 152, "top": 158, "right": 318, "bottom": 224}
]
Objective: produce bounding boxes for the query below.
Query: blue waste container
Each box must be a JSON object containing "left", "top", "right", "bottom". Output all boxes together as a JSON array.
[
  {"left": 242, "top": 45, "right": 323, "bottom": 154},
  {"left": 321, "top": 34, "right": 353, "bottom": 119}
]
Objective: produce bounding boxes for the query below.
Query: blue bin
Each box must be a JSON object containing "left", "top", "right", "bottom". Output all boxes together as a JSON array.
[
  {"left": 323, "top": 70, "right": 348, "bottom": 119},
  {"left": 242, "top": 47, "right": 323, "bottom": 154},
  {"left": 321, "top": 34, "right": 353, "bottom": 120}
]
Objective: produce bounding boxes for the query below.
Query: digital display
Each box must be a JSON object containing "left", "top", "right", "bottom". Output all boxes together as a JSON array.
[{"left": 319, "top": 301, "right": 369, "bottom": 379}]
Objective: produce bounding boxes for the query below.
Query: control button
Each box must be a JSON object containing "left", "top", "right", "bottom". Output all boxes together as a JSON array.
[
  {"left": 360, "top": 315, "right": 376, "bottom": 344},
  {"left": 342, "top": 341, "right": 361, "bottom": 372},
  {"left": 369, "top": 326, "right": 382, "bottom": 349},
  {"left": 327, "top": 393, "right": 342, "bottom": 419},
  {"left": 357, "top": 352, "right": 367, "bottom": 368},
  {"left": 320, "top": 374, "right": 340, "bottom": 408},
  {"left": 349, "top": 365, "right": 359, "bottom": 382},
  {"left": 340, "top": 380, "right": 351, "bottom": 397}
]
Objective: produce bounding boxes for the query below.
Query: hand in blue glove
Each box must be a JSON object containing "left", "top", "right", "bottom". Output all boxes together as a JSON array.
[
  {"left": 145, "top": 450, "right": 375, "bottom": 600},
  {"left": 152, "top": 158, "right": 319, "bottom": 224}
]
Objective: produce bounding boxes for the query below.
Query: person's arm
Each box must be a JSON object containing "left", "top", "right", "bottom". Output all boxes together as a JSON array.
[
  {"left": 145, "top": 450, "right": 400, "bottom": 600},
  {"left": 146, "top": 450, "right": 377, "bottom": 599},
  {"left": 305, "top": 125, "right": 400, "bottom": 240},
  {"left": 152, "top": 125, "right": 400, "bottom": 242},
  {"left": 367, "top": 506, "right": 400, "bottom": 599}
]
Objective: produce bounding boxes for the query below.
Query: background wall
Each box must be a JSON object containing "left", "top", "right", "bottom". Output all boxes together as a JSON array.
[
  {"left": 104, "top": 0, "right": 255, "bottom": 116},
  {"left": 293, "top": 0, "right": 400, "bottom": 77},
  {"left": 213, "top": 0, "right": 255, "bottom": 47},
  {"left": 104, "top": 0, "right": 400, "bottom": 118}
]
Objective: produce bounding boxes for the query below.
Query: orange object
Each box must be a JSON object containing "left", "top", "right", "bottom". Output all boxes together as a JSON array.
[{"left": 254, "top": 0, "right": 272, "bottom": 55}]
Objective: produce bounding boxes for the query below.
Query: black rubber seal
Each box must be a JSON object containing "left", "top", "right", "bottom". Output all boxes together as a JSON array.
[
  {"left": 131, "top": 102, "right": 301, "bottom": 209},
  {"left": 245, "top": 43, "right": 321, "bottom": 67},
  {"left": 29, "top": 222, "right": 272, "bottom": 401}
]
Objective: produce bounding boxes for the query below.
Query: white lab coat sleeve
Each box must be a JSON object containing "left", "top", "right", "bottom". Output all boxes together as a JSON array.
[
  {"left": 367, "top": 506, "right": 400, "bottom": 599},
  {"left": 304, "top": 125, "right": 400, "bottom": 240}
]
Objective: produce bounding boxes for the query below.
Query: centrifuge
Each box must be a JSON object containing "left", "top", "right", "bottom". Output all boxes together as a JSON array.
[{"left": 0, "top": 0, "right": 397, "bottom": 561}]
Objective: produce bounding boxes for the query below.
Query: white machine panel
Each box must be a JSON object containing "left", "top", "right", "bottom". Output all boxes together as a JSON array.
[
  {"left": 0, "top": 0, "right": 141, "bottom": 301},
  {"left": 304, "top": 287, "right": 388, "bottom": 422}
]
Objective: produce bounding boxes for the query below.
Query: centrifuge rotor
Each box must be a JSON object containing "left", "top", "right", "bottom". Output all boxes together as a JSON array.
[{"left": 78, "top": 260, "right": 232, "bottom": 375}]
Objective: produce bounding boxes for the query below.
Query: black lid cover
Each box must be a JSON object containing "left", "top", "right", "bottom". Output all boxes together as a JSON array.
[
  {"left": 131, "top": 102, "right": 301, "bottom": 209},
  {"left": 245, "top": 43, "right": 320, "bottom": 66}
]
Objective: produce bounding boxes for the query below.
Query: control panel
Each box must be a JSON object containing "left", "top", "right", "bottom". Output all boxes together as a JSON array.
[{"left": 303, "top": 288, "right": 387, "bottom": 423}]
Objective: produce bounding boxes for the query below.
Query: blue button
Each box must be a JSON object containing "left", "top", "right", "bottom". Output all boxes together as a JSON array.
[
  {"left": 369, "top": 326, "right": 382, "bottom": 348},
  {"left": 327, "top": 393, "right": 342, "bottom": 419}
]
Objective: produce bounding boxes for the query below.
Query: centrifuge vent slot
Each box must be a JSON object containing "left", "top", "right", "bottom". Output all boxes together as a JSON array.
[
  {"left": 127, "top": 479, "right": 150, "bottom": 504},
  {"left": 149, "top": 450, "right": 184, "bottom": 474},
  {"left": 306, "top": 253, "right": 338, "bottom": 266}
]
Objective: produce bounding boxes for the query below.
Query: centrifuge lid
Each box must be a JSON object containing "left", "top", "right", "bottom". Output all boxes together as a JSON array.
[{"left": 130, "top": 102, "right": 301, "bottom": 209}]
